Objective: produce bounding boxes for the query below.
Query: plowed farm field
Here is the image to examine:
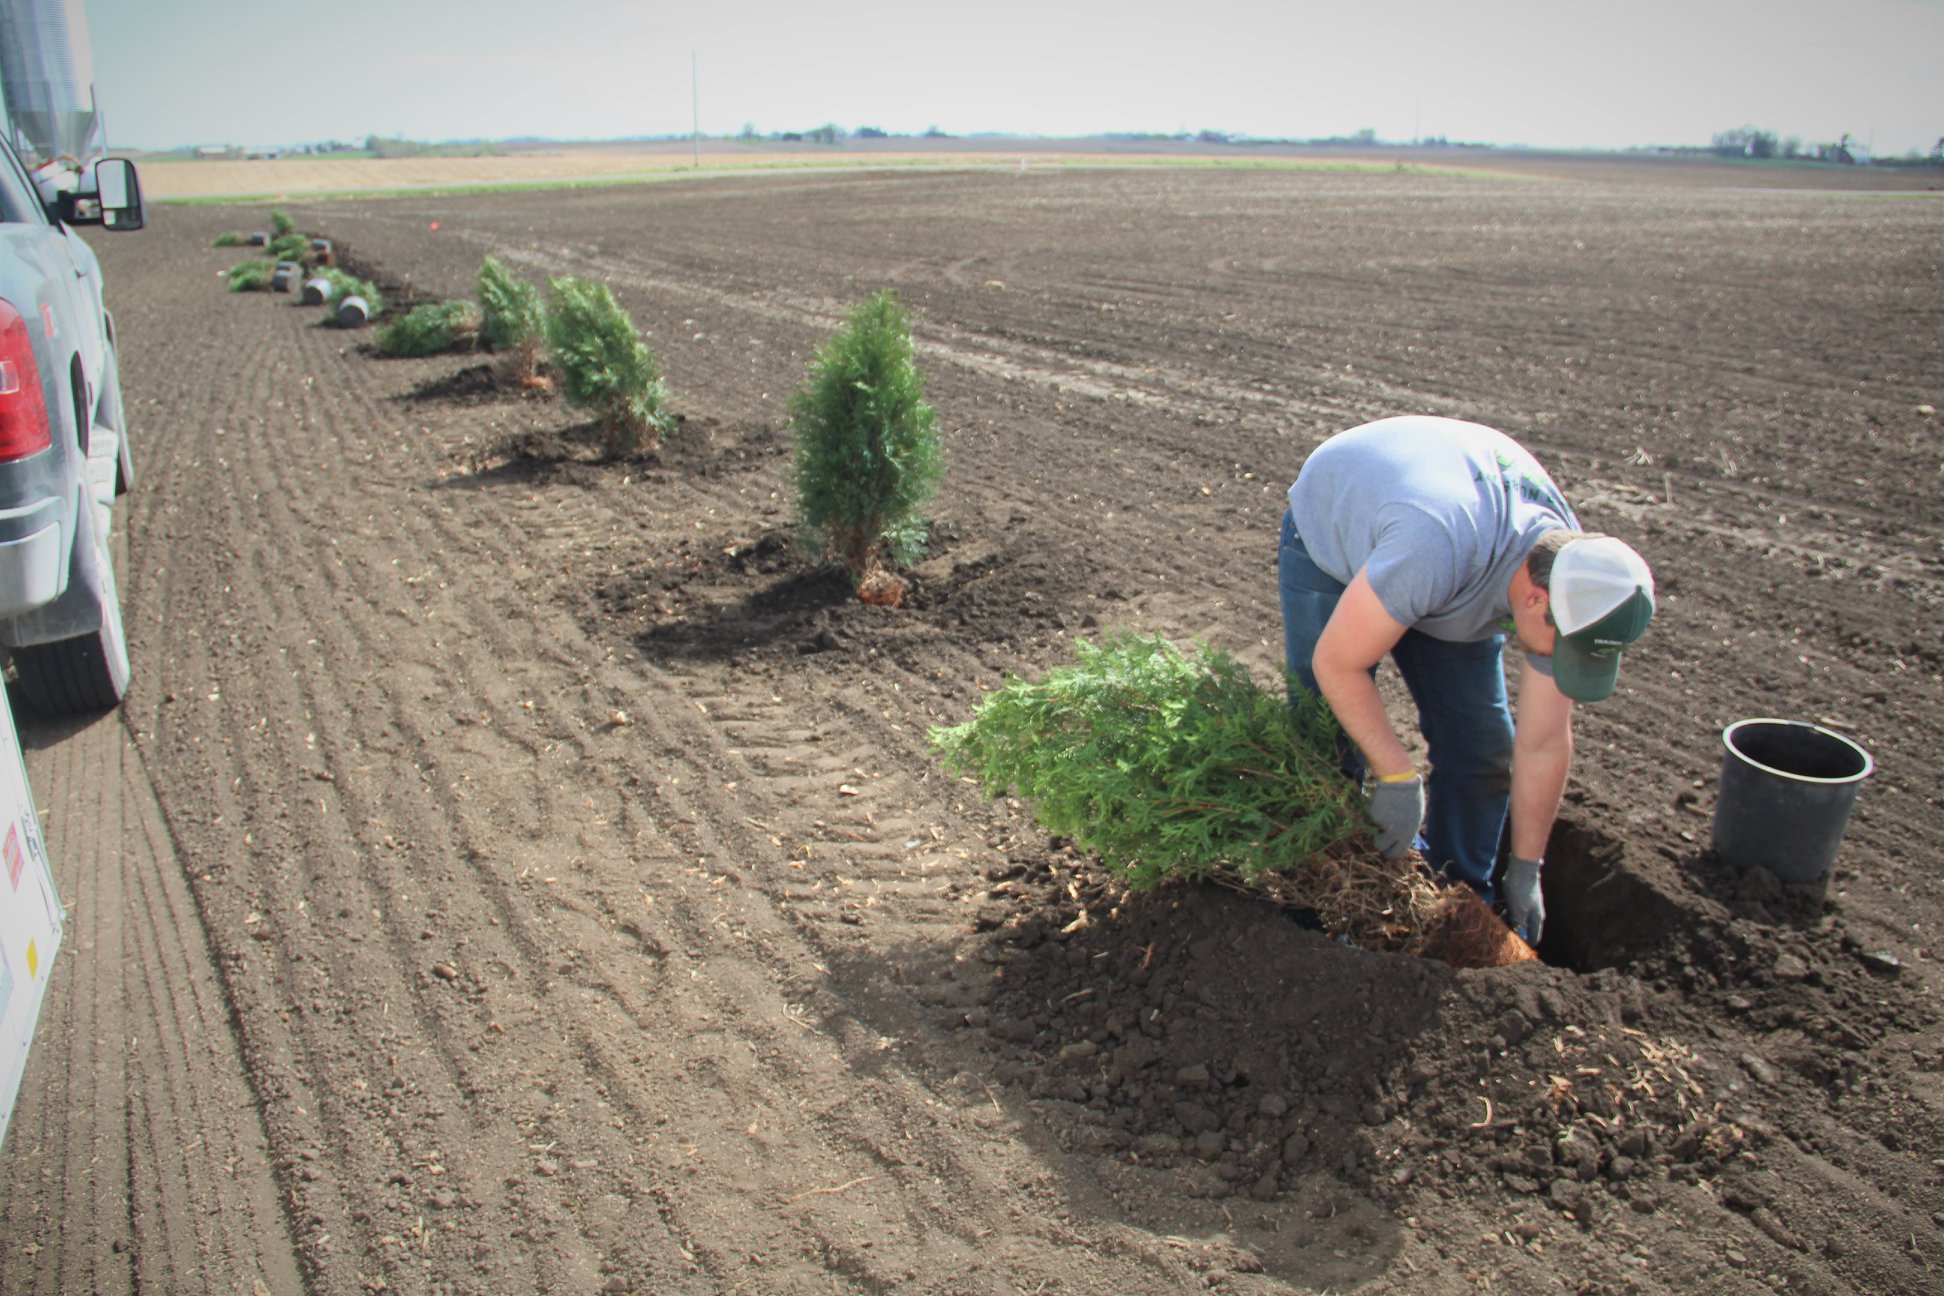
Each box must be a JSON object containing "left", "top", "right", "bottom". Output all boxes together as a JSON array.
[{"left": 2, "top": 162, "right": 1939, "bottom": 1296}]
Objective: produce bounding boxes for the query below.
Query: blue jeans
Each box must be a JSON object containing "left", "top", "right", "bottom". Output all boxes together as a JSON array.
[{"left": 1278, "top": 510, "right": 1514, "bottom": 895}]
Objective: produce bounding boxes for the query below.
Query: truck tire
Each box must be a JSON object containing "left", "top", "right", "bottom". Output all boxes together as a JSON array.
[
  {"left": 7, "top": 517, "right": 129, "bottom": 715},
  {"left": 9, "top": 615, "right": 126, "bottom": 712}
]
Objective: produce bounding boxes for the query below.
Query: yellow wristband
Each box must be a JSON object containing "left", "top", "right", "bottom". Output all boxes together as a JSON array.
[{"left": 1376, "top": 768, "right": 1418, "bottom": 783}]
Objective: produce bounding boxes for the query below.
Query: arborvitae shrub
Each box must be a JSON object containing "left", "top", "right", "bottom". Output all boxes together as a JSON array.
[
  {"left": 789, "top": 290, "right": 942, "bottom": 601},
  {"left": 477, "top": 256, "right": 544, "bottom": 383},
  {"left": 478, "top": 256, "right": 540, "bottom": 350},
  {"left": 542, "top": 276, "right": 670, "bottom": 454}
]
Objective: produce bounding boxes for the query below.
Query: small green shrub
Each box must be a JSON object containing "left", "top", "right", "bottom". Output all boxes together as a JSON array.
[
  {"left": 931, "top": 634, "right": 1366, "bottom": 893},
  {"left": 790, "top": 290, "right": 942, "bottom": 598},
  {"left": 226, "top": 258, "right": 276, "bottom": 291},
  {"left": 212, "top": 232, "right": 244, "bottom": 248},
  {"left": 266, "top": 232, "right": 307, "bottom": 263},
  {"left": 478, "top": 256, "right": 541, "bottom": 349},
  {"left": 542, "top": 276, "right": 670, "bottom": 454},
  {"left": 477, "top": 255, "right": 544, "bottom": 381},
  {"left": 269, "top": 209, "right": 297, "bottom": 238},
  {"left": 375, "top": 300, "right": 481, "bottom": 356}
]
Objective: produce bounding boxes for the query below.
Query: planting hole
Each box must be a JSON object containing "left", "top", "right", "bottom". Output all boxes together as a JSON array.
[{"left": 1531, "top": 820, "right": 1693, "bottom": 973}]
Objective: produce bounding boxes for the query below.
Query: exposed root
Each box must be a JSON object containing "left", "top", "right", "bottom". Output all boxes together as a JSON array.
[
  {"left": 856, "top": 567, "right": 907, "bottom": 608},
  {"left": 1212, "top": 843, "right": 1536, "bottom": 968}
]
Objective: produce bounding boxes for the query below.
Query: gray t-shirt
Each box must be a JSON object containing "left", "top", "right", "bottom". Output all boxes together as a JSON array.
[{"left": 1287, "top": 416, "right": 1578, "bottom": 654}]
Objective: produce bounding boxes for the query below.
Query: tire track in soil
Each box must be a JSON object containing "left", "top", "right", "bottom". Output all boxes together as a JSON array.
[
  {"left": 398, "top": 444, "right": 1069, "bottom": 1283},
  {"left": 221, "top": 370, "right": 725, "bottom": 1289},
  {"left": 581, "top": 671, "right": 1081, "bottom": 1282},
  {"left": 0, "top": 705, "right": 302, "bottom": 1296},
  {"left": 581, "top": 548, "right": 1257, "bottom": 1282},
  {"left": 117, "top": 285, "right": 707, "bottom": 1290}
]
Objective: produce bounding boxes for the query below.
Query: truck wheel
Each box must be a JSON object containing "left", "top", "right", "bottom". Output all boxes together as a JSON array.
[{"left": 8, "top": 533, "right": 129, "bottom": 714}]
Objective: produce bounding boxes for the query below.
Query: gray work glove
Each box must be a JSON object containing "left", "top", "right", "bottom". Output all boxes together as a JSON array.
[
  {"left": 1367, "top": 774, "right": 1425, "bottom": 860},
  {"left": 1503, "top": 856, "right": 1545, "bottom": 945}
]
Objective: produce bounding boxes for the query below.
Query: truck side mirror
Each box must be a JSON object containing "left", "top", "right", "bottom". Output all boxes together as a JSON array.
[
  {"left": 92, "top": 158, "right": 144, "bottom": 231},
  {"left": 56, "top": 158, "right": 145, "bottom": 231}
]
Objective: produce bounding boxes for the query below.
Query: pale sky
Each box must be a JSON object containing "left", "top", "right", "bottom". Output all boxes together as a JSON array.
[{"left": 87, "top": 0, "right": 1943, "bottom": 157}]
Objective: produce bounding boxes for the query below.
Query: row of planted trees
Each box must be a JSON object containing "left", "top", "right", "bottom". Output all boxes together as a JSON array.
[
  {"left": 217, "top": 211, "right": 944, "bottom": 604},
  {"left": 378, "top": 256, "right": 942, "bottom": 606},
  {"left": 216, "top": 213, "right": 1528, "bottom": 968},
  {"left": 371, "top": 247, "right": 1526, "bottom": 967}
]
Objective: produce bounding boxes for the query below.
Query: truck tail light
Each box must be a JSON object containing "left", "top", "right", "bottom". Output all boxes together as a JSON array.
[{"left": 0, "top": 299, "right": 51, "bottom": 462}]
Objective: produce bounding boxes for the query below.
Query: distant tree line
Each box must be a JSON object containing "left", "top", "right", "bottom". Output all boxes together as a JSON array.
[
  {"left": 361, "top": 136, "right": 500, "bottom": 160},
  {"left": 1710, "top": 126, "right": 1944, "bottom": 166}
]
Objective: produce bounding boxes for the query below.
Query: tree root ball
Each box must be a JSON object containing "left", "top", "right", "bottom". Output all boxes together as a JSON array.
[
  {"left": 1420, "top": 888, "right": 1538, "bottom": 968},
  {"left": 857, "top": 571, "right": 907, "bottom": 607}
]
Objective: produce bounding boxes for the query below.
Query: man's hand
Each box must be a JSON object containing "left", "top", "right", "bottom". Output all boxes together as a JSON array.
[
  {"left": 1367, "top": 775, "right": 1425, "bottom": 859},
  {"left": 1503, "top": 856, "right": 1545, "bottom": 944}
]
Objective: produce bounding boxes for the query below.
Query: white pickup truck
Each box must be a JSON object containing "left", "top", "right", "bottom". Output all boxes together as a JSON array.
[{"left": 0, "top": 135, "right": 141, "bottom": 713}]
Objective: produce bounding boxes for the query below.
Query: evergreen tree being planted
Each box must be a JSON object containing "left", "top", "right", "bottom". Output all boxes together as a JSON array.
[
  {"left": 477, "top": 255, "right": 545, "bottom": 386},
  {"left": 790, "top": 291, "right": 942, "bottom": 605},
  {"left": 933, "top": 634, "right": 1368, "bottom": 893},
  {"left": 930, "top": 634, "right": 1535, "bottom": 967},
  {"left": 542, "top": 276, "right": 671, "bottom": 455}
]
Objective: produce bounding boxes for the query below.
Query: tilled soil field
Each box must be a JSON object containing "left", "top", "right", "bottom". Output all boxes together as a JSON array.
[{"left": 2, "top": 162, "right": 1940, "bottom": 1295}]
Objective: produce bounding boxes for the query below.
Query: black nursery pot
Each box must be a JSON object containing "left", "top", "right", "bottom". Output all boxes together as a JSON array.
[{"left": 1712, "top": 718, "right": 1873, "bottom": 885}]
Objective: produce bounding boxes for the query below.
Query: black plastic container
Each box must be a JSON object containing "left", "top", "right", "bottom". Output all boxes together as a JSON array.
[{"left": 1712, "top": 719, "right": 1873, "bottom": 885}]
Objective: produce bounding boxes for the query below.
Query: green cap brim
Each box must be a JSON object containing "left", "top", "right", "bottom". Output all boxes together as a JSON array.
[{"left": 1552, "top": 590, "right": 1654, "bottom": 703}]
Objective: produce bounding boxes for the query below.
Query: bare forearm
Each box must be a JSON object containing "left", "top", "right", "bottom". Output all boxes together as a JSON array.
[
  {"left": 1310, "top": 569, "right": 1413, "bottom": 778},
  {"left": 1315, "top": 661, "right": 1413, "bottom": 778},
  {"left": 1509, "top": 734, "right": 1571, "bottom": 860}
]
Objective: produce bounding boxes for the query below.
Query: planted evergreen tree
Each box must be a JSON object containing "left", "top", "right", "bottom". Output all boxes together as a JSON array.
[
  {"left": 269, "top": 209, "right": 297, "bottom": 238},
  {"left": 930, "top": 634, "right": 1534, "bottom": 966},
  {"left": 477, "top": 255, "right": 545, "bottom": 386},
  {"left": 790, "top": 290, "right": 942, "bottom": 605},
  {"left": 542, "top": 276, "right": 671, "bottom": 455},
  {"left": 212, "top": 232, "right": 244, "bottom": 248},
  {"left": 375, "top": 300, "right": 482, "bottom": 356}
]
